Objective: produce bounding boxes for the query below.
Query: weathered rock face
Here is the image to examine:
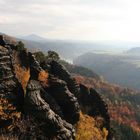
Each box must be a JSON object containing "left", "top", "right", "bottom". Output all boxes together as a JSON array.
[
  {"left": 28, "top": 52, "right": 43, "bottom": 80},
  {"left": 25, "top": 80, "right": 75, "bottom": 140},
  {"left": 50, "top": 60, "right": 80, "bottom": 96},
  {"left": 48, "top": 76, "right": 80, "bottom": 124},
  {"left": 42, "top": 60, "right": 81, "bottom": 124},
  {"left": 0, "top": 36, "right": 25, "bottom": 129},
  {"left": 0, "top": 45, "right": 17, "bottom": 102},
  {"left": 0, "top": 34, "right": 111, "bottom": 140}
]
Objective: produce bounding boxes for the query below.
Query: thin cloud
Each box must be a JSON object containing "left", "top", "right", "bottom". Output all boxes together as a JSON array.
[{"left": 0, "top": 0, "right": 140, "bottom": 41}]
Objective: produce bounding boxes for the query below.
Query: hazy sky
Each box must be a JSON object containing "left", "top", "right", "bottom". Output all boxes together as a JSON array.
[{"left": 0, "top": 0, "right": 140, "bottom": 42}]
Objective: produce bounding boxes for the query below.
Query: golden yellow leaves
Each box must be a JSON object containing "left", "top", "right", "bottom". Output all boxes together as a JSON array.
[
  {"left": 76, "top": 112, "right": 107, "bottom": 140},
  {"left": 103, "top": 127, "right": 108, "bottom": 140}
]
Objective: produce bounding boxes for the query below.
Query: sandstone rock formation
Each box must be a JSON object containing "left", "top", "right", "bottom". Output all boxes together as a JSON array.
[{"left": 0, "top": 34, "right": 111, "bottom": 140}]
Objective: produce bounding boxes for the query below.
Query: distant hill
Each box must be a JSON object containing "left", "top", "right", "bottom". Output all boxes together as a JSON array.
[
  {"left": 17, "top": 36, "right": 96, "bottom": 60},
  {"left": 60, "top": 60, "right": 101, "bottom": 80},
  {"left": 17, "top": 34, "right": 135, "bottom": 61},
  {"left": 19, "top": 34, "right": 48, "bottom": 42},
  {"left": 74, "top": 52, "right": 140, "bottom": 90},
  {"left": 126, "top": 47, "right": 140, "bottom": 54}
]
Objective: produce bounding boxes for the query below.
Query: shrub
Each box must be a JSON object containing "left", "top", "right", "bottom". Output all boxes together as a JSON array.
[
  {"left": 34, "top": 51, "right": 46, "bottom": 63},
  {"left": 14, "top": 64, "right": 30, "bottom": 95},
  {"left": 47, "top": 50, "right": 60, "bottom": 61},
  {"left": 76, "top": 112, "right": 105, "bottom": 140},
  {"left": 38, "top": 70, "right": 49, "bottom": 86},
  {"left": 16, "top": 41, "right": 26, "bottom": 52}
]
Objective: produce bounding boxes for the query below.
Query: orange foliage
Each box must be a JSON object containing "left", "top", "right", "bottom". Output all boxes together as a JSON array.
[
  {"left": 14, "top": 64, "right": 30, "bottom": 95},
  {"left": 38, "top": 70, "right": 49, "bottom": 86},
  {"left": 74, "top": 75, "right": 123, "bottom": 95},
  {"left": 76, "top": 112, "right": 107, "bottom": 140},
  {"left": 109, "top": 103, "right": 140, "bottom": 132}
]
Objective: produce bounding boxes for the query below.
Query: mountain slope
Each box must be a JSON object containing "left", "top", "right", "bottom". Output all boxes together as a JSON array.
[
  {"left": 74, "top": 74, "right": 140, "bottom": 139},
  {"left": 74, "top": 52, "right": 140, "bottom": 90}
]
